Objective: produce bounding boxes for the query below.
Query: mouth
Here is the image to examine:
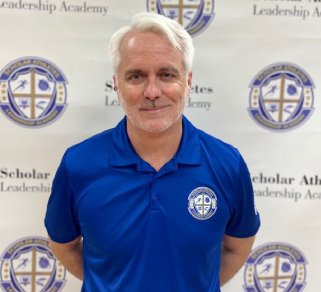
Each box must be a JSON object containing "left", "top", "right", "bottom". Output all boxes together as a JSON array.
[{"left": 140, "top": 105, "right": 170, "bottom": 112}]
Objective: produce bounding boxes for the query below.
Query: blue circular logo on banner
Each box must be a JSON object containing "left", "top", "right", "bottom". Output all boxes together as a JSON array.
[
  {"left": 244, "top": 242, "right": 307, "bottom": 292},
  {"left": 0, "top": 57, "right": 67, "bottom": 128},
  {"left": 0, "top": 236, "right": 66, "bottom": 291},
  {"left": 248, "top": 63, "right": 315, "bottom": 131},
  {"left": 147, "top": 0, "right": 215, "bottom": 36}
]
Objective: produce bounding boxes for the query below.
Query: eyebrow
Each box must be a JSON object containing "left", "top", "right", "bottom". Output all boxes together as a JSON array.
[
  {"left": 158, "top": 66, "right": 180, "bottom": 74},
  {"left": 124, "top": 66, "right": 181, "bottom": 79},
  {"left": 124, "top": 69, "right": 144, "bottom": 78}
]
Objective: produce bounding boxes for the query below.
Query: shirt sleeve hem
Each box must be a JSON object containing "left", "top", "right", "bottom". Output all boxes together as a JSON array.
[
  {"left": 225, "top": 222, "right": 261, "bottom": 238},
  {"left": 45, "top": 223, "right": 81, "bottom": 244}
]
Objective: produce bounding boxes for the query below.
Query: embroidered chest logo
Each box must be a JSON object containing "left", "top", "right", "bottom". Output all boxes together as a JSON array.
[{"left": 188, "top": 187, "right": 217, "bottom": 220}]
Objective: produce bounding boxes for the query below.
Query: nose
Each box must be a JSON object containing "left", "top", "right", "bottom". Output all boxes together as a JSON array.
[{"left": 144, "top": 77, "right": 161, "bottom": 101}]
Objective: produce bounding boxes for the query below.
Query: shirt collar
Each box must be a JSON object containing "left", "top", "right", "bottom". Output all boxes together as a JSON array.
[
  {"left": 110, "top": 117, "right": 138, "bottom": 167},
  {"left": 175, "top": 115, "right": 201, "bottom": 166},
  {"left": 110, "top": 115, "right": 201, "bottom": 168}
]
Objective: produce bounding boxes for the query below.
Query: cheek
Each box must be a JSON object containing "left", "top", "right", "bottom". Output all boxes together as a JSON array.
[
  {"left": 119, "top": 87, "right": 141, "bottom": 105},
  {"left": 163, "top": 84, "right": 187, "bottom": 98}
]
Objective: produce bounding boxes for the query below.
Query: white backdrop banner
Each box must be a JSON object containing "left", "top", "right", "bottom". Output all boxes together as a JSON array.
[{"left": 0, "top": 0, "right": 320, "bottom": 291}]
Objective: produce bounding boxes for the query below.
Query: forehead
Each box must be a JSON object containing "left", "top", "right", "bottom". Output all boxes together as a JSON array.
[{"left": 118, "top": 31, "right": 184, "bottom": 71}]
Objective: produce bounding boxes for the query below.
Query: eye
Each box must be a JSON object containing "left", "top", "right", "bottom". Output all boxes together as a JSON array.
[
  {"left": 162, "top": 73, "right": 174, "bottom": 78},
  {"left": 129, "top": 73, "right": 142, "bottom": 80},
  {"left": 126, "top": 72, "right": 147, "bottom": 83},
  {"left": 160, "top": 72, "right": 177, "bottom": 80}
]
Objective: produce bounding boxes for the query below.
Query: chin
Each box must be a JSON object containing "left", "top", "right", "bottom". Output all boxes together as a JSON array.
[
  {"left": 144, "top": 116, "right": 181, "bottom": 134},
  {"left": 139, "top": 122, "right": 172, "bottom": 133},
  {"left": 137, "top": 118, "right": 180, "bottom": 134},
  {"left": 126, "top": 110, "right": 183, "bottom": 134}
]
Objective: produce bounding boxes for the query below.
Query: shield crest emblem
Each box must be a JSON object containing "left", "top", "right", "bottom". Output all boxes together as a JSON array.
[
  {"left": 255, "top": 252, "right": 296, "bottom": 292},
  {"left": 11, "top": 246, "right": 56, "bottom": 292},
  {"left": 9, "top": 68, "right": 55, "bottom": 120},
  {"left": 147, "top": 0, "right": 215, "bottom": 36},
  {"left": 158, "top": 0, "right": 202, "bottom": 28},
  {"left": 260, "top": 74, "right": 303, "bottom": 123}
]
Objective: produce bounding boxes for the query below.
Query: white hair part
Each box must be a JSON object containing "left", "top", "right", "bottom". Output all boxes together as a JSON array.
[{"left": 109, "top": 12, "right": 194, "bottom": 73}]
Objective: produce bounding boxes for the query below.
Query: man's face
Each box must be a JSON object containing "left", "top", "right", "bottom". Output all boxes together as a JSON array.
[{"left": 114, "top": 31, "right": 192, "bottom": 134}]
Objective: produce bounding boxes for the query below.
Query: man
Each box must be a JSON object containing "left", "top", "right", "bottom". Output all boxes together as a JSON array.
[{"left": 45, "top": 12, "right": 260, "bottom": 291}]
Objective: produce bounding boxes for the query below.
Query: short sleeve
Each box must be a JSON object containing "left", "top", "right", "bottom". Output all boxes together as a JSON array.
[
  {"left": 44, "top": 151, "right": 81, "bottom": 243},
  {"left": 225, "top": 156, "right": 260, "bottom": 238}
]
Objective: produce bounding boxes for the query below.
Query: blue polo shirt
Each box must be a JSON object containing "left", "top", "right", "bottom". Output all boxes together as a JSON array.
[{"left": 45, "top": 116, "right": 260, "bottom": 292}]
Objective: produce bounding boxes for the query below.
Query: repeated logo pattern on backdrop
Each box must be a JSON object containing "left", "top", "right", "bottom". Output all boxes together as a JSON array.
[
  {"left": 248, "top": 63, "right": 315, "bottom": 131},
  {"left": 0, "top": 57, "right": 67, "bottom": 128},
  {"left": 0, "top": 236, "right": 66, "bottom": 291},
  {"left": 1, "top": 0, "right": 320, "bottom": 291},
  {"left": 147, "top": 0, "right": 215, "bottom": 36},
  {"left": 243, "top": 242, "right": 307, "bottom": 292}
]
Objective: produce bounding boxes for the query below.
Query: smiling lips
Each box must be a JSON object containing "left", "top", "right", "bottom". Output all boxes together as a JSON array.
[{"left": 140, "top": 104, "right": 170, "bottom": 111}]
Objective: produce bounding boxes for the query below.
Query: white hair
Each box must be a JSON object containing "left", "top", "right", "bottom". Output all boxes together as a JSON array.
[{"left": 109, "top": 12, "right": 194, "bottom": 72}]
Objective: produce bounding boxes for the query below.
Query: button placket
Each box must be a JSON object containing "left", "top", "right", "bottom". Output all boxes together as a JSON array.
[{"left": 150, "top": 173, "right": 160, "bottom": 210}]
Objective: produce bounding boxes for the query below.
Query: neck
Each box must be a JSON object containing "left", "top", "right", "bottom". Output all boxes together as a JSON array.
[{"left": 126, "top": 118, "right": 183, "bottom": 171}]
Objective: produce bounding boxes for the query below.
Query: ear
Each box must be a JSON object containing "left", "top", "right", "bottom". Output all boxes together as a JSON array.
[
  {"left": 113, "top": 75, "right": 118, "bottom": 92},
  {"left": 187, "top": 71, "right": 193, "bottom": 91}
]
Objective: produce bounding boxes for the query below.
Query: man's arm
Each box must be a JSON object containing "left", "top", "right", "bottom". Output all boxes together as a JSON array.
[
  {"left": 219, "top": 234, "right": 255, "bottom": 287},
  {"left": 48, "top": 236, "right": 84, "bottom": 280}
]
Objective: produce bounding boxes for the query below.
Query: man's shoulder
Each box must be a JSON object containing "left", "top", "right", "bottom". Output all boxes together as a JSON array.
[
  {"left": 196, "top": 127, "right": 240, "bottom": 159},
  {"left": 196, "top": 129, "right": 246, "bottom": 178},
  {"left": 71, "top": 128, "right": 113, "bottom": 152},
  {"left": 184, "top": 116, "right": 237, "bottom": 151},
  {"left": 182, "top": 116, "right": 242, "bottom": 165},
  {"left": 63, "top": 128, "right": 115, "bottom": 165}
]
